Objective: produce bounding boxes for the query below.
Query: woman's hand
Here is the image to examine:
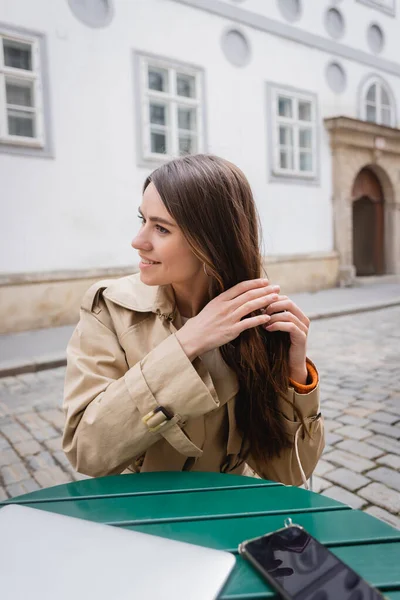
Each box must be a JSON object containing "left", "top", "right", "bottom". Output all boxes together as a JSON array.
[
  {"left": 175, "top": 278, "right": 280, "bottom": 361},
  {"left": 263, "top": 295, "right": 310, "bottom": 384}
]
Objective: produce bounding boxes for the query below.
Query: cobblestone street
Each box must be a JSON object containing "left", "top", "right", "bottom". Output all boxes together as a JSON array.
[{"left": 0, "top": 306, "right": 399, "bottom": 529}]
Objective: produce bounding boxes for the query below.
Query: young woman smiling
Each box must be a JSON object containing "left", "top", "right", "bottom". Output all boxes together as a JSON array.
[{"left": 63, "top": 155, "right": 324, "bottom": 486}]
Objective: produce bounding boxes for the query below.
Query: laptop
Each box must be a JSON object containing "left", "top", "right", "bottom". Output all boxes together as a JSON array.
[{"left": 0, "top": 504, "right": 235, "bottom": 600}]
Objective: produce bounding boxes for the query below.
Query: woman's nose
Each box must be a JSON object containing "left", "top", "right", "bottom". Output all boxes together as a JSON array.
[{"left": 131, "top": 231, "right": 152, "bottom": 251}]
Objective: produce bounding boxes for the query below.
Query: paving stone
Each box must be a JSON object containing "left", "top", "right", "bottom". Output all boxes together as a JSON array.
[
  {"left": 324, "top": 468, "right": 370, "bottom": 492},
  {"left": 314, "top": 459, "right": 335, "bottom": 477},
  {"left": 323, "top": 420, "right": 342, "bottom": 432},
  {"left": 319, "top": 407, "right": 341, "bottom": 419},
  {"left": 365, "top": 422, "right": 400, "bottom": 439},
  {"left": 335, "top": 439, "right": 384, "bottom": 460},
  {"left": 385, "top": 402, "right": 400, "bottom": 416},
  {"left": 6, "top": 478, "right": 40, "bottom": 498},
  {"left": 44, "top": 437, "right": 62, "bottom": 452},
  {"left": 0, "top": 485, "right": 8, "bottom": 500},
  {"left": 33, "top": 466, "right": 72, "bottom": 488},
  {"left": 377, "top": 453, "right": 400, "bottom": 470},
  {"left": 322, "top": 486, "right": 367, "bottom": 510},
  {"left": 16, "top": 412, "right": 58, "bottom": 442},
  {"left": 343, "top": 407, "right": 373, "bottom": 418},
  {"left": 12, "top": 439, "right": 42, "bottom": 457},
  {"left": 367, "top": 434, "right": 400, "bottom": 455},
  {"left": 325, "top": 432, "right": 343, "bottom": 446},
  {"left": 1, "top": 463, "right": 30, "bottom": 485},
  {"left": 322, "top": 400, "right": 346, "bottom": 411},
  {"left": 0, "top": 433, "right": 11, "bottom": 450},
  {"left": 364, "top": 506, "right": 400, "bottom": 531},
  {"left": 333, "top": 425, "right": 372, "bottom": 441},
  {"left": 53, "top": 450, "right": 71, "bottom": 469},
  {"left": 1, "top": 422, "right": 32, "bottom": 443},
  {"left": 365, "top": 467, "right": 400, "bottom": 492},
  {"left": 310, "top": 475, "right": 331, "bottom": 493},
  {"left": 0, "top": 448, "right": 20, "bottom": 467},
  {"left": 39, "top": 409, "right": 64, "bottom": 430},
  {"left": 358, "top": 482, "right": 400, "bottom": 513},
  {"left": 336, "top": 415, "right": 370, "bottom": 428},
  {"left": 27, "top": 451, "right": 56, "bottom": 471},
  {"left": 323, "top": 449, "right": 375, "bottom": 473},
  {"left": 370, "top": 411, "right": 399, "bottom": 425}
]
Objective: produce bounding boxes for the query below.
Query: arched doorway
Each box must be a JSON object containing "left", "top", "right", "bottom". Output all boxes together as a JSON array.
[{"left": 352, "top": 167, "right": 385, "bottom": 276}]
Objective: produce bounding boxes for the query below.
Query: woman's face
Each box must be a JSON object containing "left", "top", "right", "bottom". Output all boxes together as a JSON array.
[{"left": 131, "top": 182, "right": 203, "bottom": 287}]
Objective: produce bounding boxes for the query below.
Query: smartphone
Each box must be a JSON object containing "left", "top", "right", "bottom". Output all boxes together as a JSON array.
[{"left": 238, "top": 521, "right": 386, "bottom": 599}]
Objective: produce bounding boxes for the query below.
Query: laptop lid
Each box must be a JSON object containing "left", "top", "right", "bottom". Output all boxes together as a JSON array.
[{"left": 0, "top": 504, "right": 235, "bottom": 600}]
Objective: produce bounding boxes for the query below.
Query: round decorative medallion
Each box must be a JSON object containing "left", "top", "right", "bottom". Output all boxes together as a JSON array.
[
  {"left": 277, "top": 0, "right": 301, "bottom": 23},
  {"left": 367, "top": 23, "right": 384, "bottom": 54},
  {"left": 221, "top": 29, "right": 251, "bottom": 67},
  {"left": 67, "top": 0, "right": 114, "bottom": 28},
  {"left": 325, "top": 8, "right": 345, "bottom": 40},
  {"left": 326, "top": 62, "right": 347, "bottom": 94}
]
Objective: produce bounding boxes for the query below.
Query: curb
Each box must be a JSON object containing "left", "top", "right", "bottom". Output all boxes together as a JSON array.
[{"left": 1, "top": 298, "right": 400, "bottom": 378}]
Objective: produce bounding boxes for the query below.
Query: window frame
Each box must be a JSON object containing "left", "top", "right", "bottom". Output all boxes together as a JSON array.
[
  {"left": 0, "top": 24, "right": 52, "bottom": 157},
  {"left": 267, "top": 83, "right": 318, "bottom": 182},
  {"left": 356, "top": 0, "right": 395, "bottom": 17},
  {"left": 0, "top": 31, "right": 44, "bottom": 148},
  {"left": 360, "top": 75, "right": 396, "bottom": 127},
  {"left": 135, "top": 52, "right": 206, "bottom": 165}
]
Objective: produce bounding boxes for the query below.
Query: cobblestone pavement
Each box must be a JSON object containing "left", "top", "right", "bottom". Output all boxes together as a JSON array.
[{"left": 0, "top": 307, "right": 399, "bottom": 530}]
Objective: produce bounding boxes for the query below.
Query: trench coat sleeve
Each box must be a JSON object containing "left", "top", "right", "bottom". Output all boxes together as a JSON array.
[
  {"left": 62, "top": 309, "right": 220, "bottom": 477},
  {"left": 246, "top": 362, "right": 325, "bottom": 487}
]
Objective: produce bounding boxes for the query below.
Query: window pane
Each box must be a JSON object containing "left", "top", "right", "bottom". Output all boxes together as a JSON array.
[
  {"left": 279, "top": 125, "right": 293, "bottom": 146},
  {"left": 298, "top": 101, "right": 312, "bottom": 121},
  {"left": 366, "top": 105, "right": 376, "bottom": 122},
  {"left": 366, "top": 84, "right": 376, "bottom": 103},
  {"left": 381, "top": 107, "right": 391, "bottom": 126},
  {"left": 381, "top": 86, "right": 390, "bottom": 106},
  {"left": 177, "top": 73, "right": 196, "bottom": 98},
  {"left": 6, "top": 79, "right": 33, "bottom": 107},
  {"left": 279, "top": 150, "right": 293, "bottom": 170},
  {"left": 150, "top": 131, "right": 167, "bottom": 154},
  {"left": 7, "top": 109, "right": 35, "bottom": 137},
  {"left": 178, "top": 106, "right": 196, "bottom": 131},
  {"left": 149, "top": 103, "right": 166, "bottom": 126},
  {"left": 278, "top": 96, "right": 292, "bottom": 118},
  {"left": 299, "top": 151, "right": 313, "bottom": 172},
  {"left": 148, "top": 67, "right": 168, "bottom": 92},
  {"left": 299, "top": 128, "right": 312, "bottom": 149},
  {"left": 3, "top": 38, "right": 32, "bottom": 70},
  {"left": 179, "top": 135, "right": 196, "bottom": 155}
]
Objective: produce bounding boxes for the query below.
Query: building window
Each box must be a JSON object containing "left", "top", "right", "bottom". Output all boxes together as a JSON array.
[
  {"left": 269, "top": 85, "right": 317, "bottom": 179},
  {"left": 0, "top": 31, "right": 45, "bottom": 149},
  {"left": 356, "top": 0, "right": 395, "bottom": 17},
  {"left": 137, "top": 54, "right": 205, "bottom": 163},
  {"left": 362, "top": 77, "right": 395, "bottom": 126}
]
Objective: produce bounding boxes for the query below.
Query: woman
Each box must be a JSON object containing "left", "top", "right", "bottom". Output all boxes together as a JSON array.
[{"left": 63, "top": 154, "right": 324, "bottom": 486}]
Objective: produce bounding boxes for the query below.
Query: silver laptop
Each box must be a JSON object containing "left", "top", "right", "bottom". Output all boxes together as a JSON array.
[{"left": 0, "top": 504, "right": 235, "bottom": 600}]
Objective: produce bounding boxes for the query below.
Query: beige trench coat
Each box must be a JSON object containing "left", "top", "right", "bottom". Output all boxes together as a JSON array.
[{"left": 63, "top": 274, "right": 324, "bottom": 486}]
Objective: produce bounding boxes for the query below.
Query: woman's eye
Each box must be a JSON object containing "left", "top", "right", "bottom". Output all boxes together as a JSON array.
[
  {"left": 137, "top": 214, "right": 145, "bottom": 224},
  {"left": 156, "top": 225, "right": 170, "bottom": 234}
]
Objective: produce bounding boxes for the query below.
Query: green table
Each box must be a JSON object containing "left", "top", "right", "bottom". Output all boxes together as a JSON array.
[{"left": 2, "top": 472, "right": 400, "bottom": 598}]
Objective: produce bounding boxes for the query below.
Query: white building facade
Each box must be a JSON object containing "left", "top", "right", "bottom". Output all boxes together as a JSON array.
[{"left": 1, "top": 0, "right": 400, "bottom": 332}]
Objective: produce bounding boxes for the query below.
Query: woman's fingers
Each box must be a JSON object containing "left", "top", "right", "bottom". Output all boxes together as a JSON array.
[
  {"left": 264, "top": 319, "right": 307, "bottom": 341},
  {"left": 265, "top": 309, "right": 308, "bottom": 335},
  {"left": 234, "top": 291, "right": 280, "bottom": 320},
  {"left": 222, "top": 278, "right": 270, "bottom": 301},
  {"left": 266, "top": 296, "right": 310, "bottom": 328}
]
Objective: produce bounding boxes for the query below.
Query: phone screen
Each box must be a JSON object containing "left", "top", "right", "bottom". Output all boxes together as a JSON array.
[{"left": 243, "top": 526, "right": 384, "bottom": 599}]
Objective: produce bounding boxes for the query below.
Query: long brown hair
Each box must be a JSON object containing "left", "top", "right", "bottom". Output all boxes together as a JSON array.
[{"left": 144, "top": 154, "right": 304, "bottom": 463}]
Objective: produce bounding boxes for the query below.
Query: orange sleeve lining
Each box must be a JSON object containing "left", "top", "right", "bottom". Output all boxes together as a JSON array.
[{"left": 289, "top": 358, "right": 318, "bottom": 394}]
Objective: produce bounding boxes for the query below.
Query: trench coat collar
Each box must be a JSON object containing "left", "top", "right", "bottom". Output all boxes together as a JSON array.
[{"left": 103, "top": 273, "right": 176, "bottom": 319}]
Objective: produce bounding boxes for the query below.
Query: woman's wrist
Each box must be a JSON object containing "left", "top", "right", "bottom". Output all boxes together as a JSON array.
[
  {"left": 289, "top": 364, "right": 308, "bottom": 385},
  {"left": 175, "top": 327, "right": 201, "bottom": 362}
]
